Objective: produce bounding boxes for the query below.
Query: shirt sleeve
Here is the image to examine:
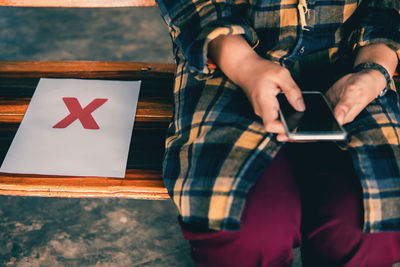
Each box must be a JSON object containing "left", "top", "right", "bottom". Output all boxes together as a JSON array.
[
  {"left": 156, "top": 0, "right": 259, "bottom": 79},
  {"left": 348, "top": 0, "right": 400, "bottom": 60}
]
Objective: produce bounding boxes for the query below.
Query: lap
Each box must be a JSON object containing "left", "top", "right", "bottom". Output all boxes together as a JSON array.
[{"left": 180, "top": 142, "right": 399, "bottom": 266}]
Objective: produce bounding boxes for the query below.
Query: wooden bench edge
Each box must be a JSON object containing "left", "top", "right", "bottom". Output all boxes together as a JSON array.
[
  {"left": 0, "top": 61, "right": 175, "bottom": 78},
  {"left": 0, "top": 0, "right": 157, "bottom": 7},
  {"left": 0, "top": 189, "right": 170, "bottom": 199},
  {"left": 0, "top": 167, "right": 170, "bottom": 200},
  {"left": 0, "top": 170, "right": 169, "bottom": 199}
]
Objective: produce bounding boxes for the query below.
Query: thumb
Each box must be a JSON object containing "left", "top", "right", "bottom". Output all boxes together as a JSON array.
[
  {"left": 335, "top": 99, "right": 363, "bottom": 125},
  {"left": 334, "top": 102, "right": 350, "bottom": 125}
]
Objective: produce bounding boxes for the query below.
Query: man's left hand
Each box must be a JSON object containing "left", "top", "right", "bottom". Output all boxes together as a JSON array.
[{"left": 325, "top": 69, "right": 387, "bottom": 125}]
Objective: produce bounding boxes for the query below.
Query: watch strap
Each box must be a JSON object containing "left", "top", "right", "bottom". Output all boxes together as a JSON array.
[{"left": 352, "top": 62, "right": 392, "bottom": 98}]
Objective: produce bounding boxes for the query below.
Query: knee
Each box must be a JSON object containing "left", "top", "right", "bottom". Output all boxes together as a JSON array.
[
  {"left": 302, "top": 221, "right": 363, "bottom": 263},
  {"left": 188, "top": 225, "right": 299, "bottom": 267},
  {"left": 255, "top": 227, "right": 298, "bottom": 266}
]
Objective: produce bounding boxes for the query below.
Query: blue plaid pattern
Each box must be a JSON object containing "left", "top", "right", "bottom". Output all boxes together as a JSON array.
[{"left": 157, "top": 0, "right": 400, "bottom": 232}]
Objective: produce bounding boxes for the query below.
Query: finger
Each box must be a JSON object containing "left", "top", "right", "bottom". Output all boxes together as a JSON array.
[
  {"left": 277, "top": 133, "right": 289, "bottom": 142},
  {"left": 264, "top": 120, "right": 286, "bottom": 134},
  {"left": 325, "top": 87, "right": 339, "bottom": 108},
  {"left": 253, "top": 92, "right": 280, "bottom": 124},
  {"left": 334, "top": 99, "right": 365, "bottom": 125},
  {"left": 334, "top": 108, "right": 346, "bottom": 125},
  {"left": 325, "top": 74, "right": 350, "bottom": 108},
  {"left": 341, "top": 105, "right": 365, "bottom": 125},
  {"left": 334, "top": 94, "right": 352, "bottom": 125},
  {"left": 277, "top": 70, "right": 305, "bottom": 112},
  {"left": 334, "top": 83, "right": 375, "bottom": 125},
  {"left": 251, "top": 81, "right": 289, "bottom": 134},
  {"left": 257, "top": 97, "right": 287, "bottom": 134}
]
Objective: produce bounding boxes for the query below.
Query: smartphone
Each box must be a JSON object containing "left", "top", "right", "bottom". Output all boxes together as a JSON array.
[{"left": 277, "top": 91, "right": 347, "bottom": 141}]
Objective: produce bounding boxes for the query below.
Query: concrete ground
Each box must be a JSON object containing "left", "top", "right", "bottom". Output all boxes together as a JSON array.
[{"left": 0, "top": 6, "right": 301, "bottom": 266}]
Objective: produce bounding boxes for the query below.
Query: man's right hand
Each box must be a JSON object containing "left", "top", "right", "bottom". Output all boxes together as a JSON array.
[{"left": 208, "top": 35, "right": 304, "bottom": 141}]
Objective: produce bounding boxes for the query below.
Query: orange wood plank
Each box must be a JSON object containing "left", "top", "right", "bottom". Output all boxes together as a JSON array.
[
  {"left": 0, "top": 0, "right": 156, "bottom": 7},
  {"left": 0, "top": 97, "right": 172, "bottom": 124},
  {"left": 0, "top": 61, "right": 175, "bottom": 78},
  {"left": 0, "top": 169, "right": 169, "bottom": 199},
  {"left": 0, "top": 61, "right": 174, "bottom": 126}
]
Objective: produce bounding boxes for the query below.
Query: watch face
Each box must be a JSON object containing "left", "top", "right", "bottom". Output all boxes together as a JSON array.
[{"left": 379, "top": 87, "right": 389, "bottom": 97}]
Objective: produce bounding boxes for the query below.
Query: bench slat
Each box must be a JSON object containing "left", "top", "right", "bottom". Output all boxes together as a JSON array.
[
  {"left": 0, "top": 0, "right": 157, "bottom": 7},
  {"left": 0, "top": 97, "right": 172, "bottom": 124},
  {"left": 0, "top": 61, "right": 175, "bottom": 79},
  {"left": 0, "top": 169, "right": 168, "bottom": 199}
]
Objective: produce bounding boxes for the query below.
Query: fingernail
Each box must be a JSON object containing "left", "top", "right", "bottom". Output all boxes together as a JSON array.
[
  {"left": 296, "top": 99, "right": 305, "bottom": 111},
  {"left": 336, "top": 110, "right": 345, "bottom": 125}
]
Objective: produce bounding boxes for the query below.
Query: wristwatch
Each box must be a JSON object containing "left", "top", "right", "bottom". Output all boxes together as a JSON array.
[{"left": 352, "top": 62, "right": 392, "bottom": 98}]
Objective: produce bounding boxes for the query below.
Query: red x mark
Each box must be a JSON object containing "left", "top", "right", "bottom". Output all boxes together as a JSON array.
[{"left": 53, "top": 97, "right": 108, "bottom": 129}]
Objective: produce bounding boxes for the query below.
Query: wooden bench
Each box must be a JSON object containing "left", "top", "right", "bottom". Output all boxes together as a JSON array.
[{"left": 0, "top": 1, "right": 174, "bottom": 199}]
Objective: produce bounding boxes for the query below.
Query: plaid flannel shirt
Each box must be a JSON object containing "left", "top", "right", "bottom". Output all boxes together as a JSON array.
[{"left": 156, "top": 0, "right": 400, "bottom": 232}]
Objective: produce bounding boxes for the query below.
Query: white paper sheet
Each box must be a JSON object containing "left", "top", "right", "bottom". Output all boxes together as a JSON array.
[{"left": 0, "top": 78, "right": 141, "bottom": 178}]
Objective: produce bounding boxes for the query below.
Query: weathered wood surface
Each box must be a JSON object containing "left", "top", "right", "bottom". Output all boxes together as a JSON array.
[
  {"left": 0, "top": 61, "right": 173, "bottom": 199},
  {"left": 0, "top": 61, "right": 175, "bottom": 78},
  {"left": 0, "top": 170, "right": 168, "bottom": 199},
  {"left": 0, "top": 0, "right": 157, "bottom": 7},
  {"left": 0, "top": 96, "right": 172, "bottom": 125}
]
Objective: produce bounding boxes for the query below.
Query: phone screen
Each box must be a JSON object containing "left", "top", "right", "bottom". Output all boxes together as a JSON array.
[{"left": 277, "top": 91, "right": 347, "bottom": 141}]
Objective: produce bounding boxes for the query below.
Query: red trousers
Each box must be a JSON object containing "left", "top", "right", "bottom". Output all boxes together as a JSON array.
[{"left": 179, "top": 142, "right": 400, "bottom": 267}]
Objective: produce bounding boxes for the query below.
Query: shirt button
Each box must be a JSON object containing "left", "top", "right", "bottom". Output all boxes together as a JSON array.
[{"left": 298, "top": 46, "right": 305, "bottom": 55}]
